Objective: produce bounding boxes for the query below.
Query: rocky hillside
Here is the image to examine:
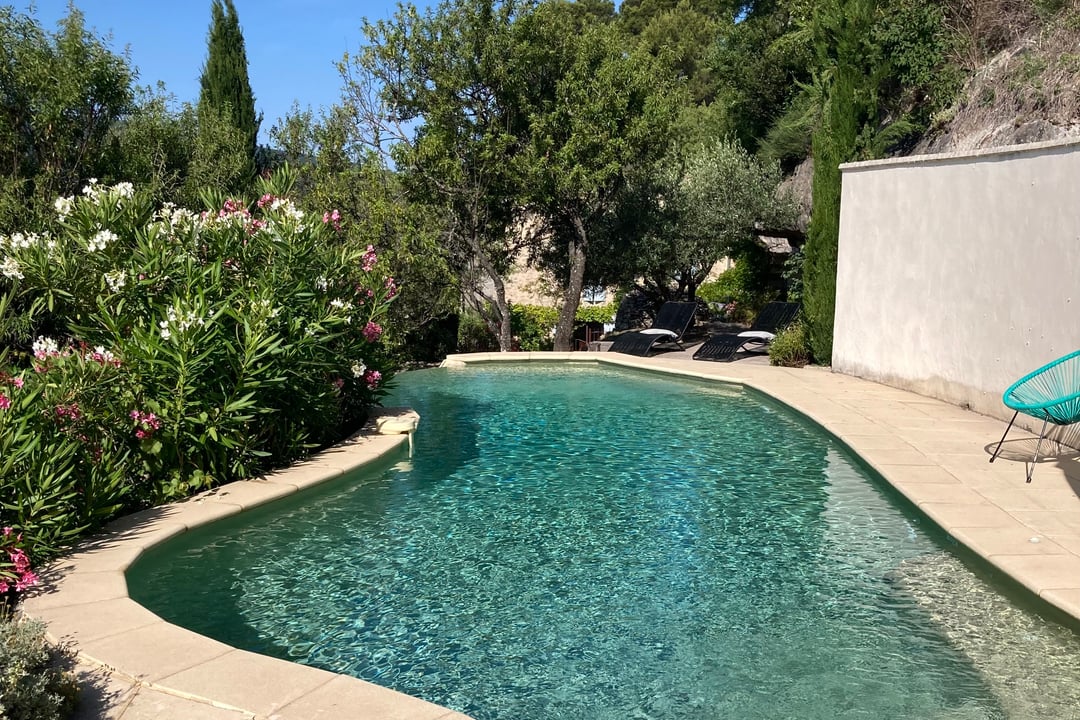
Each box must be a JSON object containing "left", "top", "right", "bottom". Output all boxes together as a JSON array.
[{"left": 915, "top": 2, "right": 1080, "bottom": 153}]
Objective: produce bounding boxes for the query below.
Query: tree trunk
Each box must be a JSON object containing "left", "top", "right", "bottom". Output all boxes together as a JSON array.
[
  {"left": 553, "top": 216, "right": 588, "bottom": 351},
  {"left": 491, "top": 275, "right": 513, "bottom": 351},
  {"left": 463, "top": 229, "right": 515, "bottom": 352}
]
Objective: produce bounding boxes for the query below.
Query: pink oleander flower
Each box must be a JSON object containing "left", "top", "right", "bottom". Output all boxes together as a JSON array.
[
  {"left": 257, "top": 193, "right": 275, "bottom": 209},
  {"left": 12, "top": 377, "right": 23, "bottom": 389},
  {"left": 362, "top": 321, "right": 383, "bottom": 343},
  {"left": 0, "top": 579, "right": 8, "bottom": 594},
  {"left": 322, "top": 209, "right": 342, "bottom": 231},
  {"left": 364, "top": 369, "right": 382, "bottom": 390},
  {"left": 361, "top": 245, "right": 378, "bottom": 272},
  {"left": 2, "top": 527, "right": 12, "bottom": 538},
  {"left": 55, "top": 403, "right": 81, "bottom": 422},
  {"left": 222, "top": 198, "right": 246, "bottom": 214},
  {"left": 15, "top": 570, "right": 38, "bottom": 591},
  {"left": 0, "top": 394, "right": 9, "bottom": 411},
  {"left": 9, "top": 548, "right": 29, "bottom": 573},
  {"left": 131, "top": 409, "right": 162, "bottom": 439},
  {"left": 384, "top": 277, "right": 398, "bottom": 298}
]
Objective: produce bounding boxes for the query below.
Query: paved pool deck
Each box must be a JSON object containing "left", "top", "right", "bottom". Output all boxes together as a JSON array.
[{"left": 22, "top": 351, "right": 1080, "bottom": 719}]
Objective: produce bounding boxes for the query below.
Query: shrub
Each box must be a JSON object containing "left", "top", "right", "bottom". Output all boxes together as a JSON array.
[
  {"left": 510, "top": 303, "right": 618, "bottom": 351},
  {"left": 0, "top": 616, "right": 78, "bottom": 720},
  {"left": 0, "top": 172, "right": 398, "bottom": 567},
  {"left": 698, "top": 259, "right": 771, "bottom": 323},
  {"left": 510, "top": 304, "right": 558, "bottom": 351},
  {"left": 768, "top": 319, "right": 811, "bottom": 368},
  {"left": 457, "top": 311, "right": 498, "bottom": 353}
]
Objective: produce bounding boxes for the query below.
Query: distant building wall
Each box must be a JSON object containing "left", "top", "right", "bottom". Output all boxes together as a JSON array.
[{"left": 833, "top": 139, "right": 1080, "bottom": 422}]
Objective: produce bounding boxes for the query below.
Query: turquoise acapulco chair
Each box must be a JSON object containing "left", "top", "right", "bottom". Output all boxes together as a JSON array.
[{"left": 990, "top": 349, "right": 1080, "bottom": 482}]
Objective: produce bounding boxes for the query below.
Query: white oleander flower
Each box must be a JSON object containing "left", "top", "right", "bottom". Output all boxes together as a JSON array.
[
  {"left": 87, "top": 229, "right": 118, "bottom": 252},
  {"left": 112, "top": 182, "right": 134, "bottom": 199},
  {"left": 351, "top": 361, "right": 367, "bottom": 378},
  {"left": 32, "top": 336, "right": 59, "bottom": 357},
  {"left": 105, "top": 269, "right": 126, "bottom": 292},
  {"left": 1, "top": 256, "right": 22, "bottom": 279},
  {"left": 54, "top": 196, "right": 75, "bottom": 220},
  {"left": 82, "top": 178, "right": 103, "bottom": 200}
]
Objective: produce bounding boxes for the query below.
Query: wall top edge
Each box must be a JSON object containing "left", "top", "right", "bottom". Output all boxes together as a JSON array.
[{"left": 839, "top": 136, "right": 1080, "bottom": 172}]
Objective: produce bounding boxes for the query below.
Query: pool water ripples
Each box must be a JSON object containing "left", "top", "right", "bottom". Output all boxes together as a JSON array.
[{"left": 129, "top": 365, "right": 1080, "bottom": 719}]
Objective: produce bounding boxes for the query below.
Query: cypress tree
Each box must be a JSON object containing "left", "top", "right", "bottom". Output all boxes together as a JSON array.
[
  {"left": 803, "top": 0, "right": 878, "bottom": 364},
  {"left": 198, "top": 0, "right": 260, "bottom": 183}
]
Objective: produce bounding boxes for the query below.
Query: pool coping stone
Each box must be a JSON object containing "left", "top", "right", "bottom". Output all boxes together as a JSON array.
[{"left": 22, "top": 353, "right": 1080, "bottom": 718}]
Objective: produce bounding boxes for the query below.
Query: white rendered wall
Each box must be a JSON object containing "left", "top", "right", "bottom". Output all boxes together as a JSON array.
[{"left": 833, "top": 139, "right": 1080, "bottom": 421}]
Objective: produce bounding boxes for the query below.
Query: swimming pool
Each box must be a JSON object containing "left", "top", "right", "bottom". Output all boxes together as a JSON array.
[{"left": 128, "top": 364, "right": 1080, "bottom": 719}]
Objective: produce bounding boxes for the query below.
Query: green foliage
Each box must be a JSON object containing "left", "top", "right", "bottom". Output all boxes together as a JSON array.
[
  {"left": 0, "top": 617, "right": 77, "bottom": 720},
  {"left": 804, "top": 0, "right": 880, "bottom": 365},
  {"left": 514, "top": 5, "right": 683, "bottom": 350},
  {"left": 613, "top": 138, "right": 795, "bottom": 305},
  {"left": 354, "top": 0, "right": 681, "bottom": 351},
  {"left": 510, "top": 304, "right": 558, "bottom": 351},
  {"left": 198, "top": 0, "right": 260, "bottom": 187},
  {"left": 635, "top": 2, "right": 721, "bottom": 105},
  {"left": 0, "top": 173, "right": 398, "bottom": 562},
  {"left": 457, "top": 310, "right": 499, "bottom": 353},
  {"left": 0, "top": 6, "right": 133, "bottom": 232},
  {"left": 506, "top": 302, "right": 616, "bottom": 350},
  {"left": 708, "top": 2, "right": 816, "bottom": 152},
  {"left": 574, "top": 302, "right": 617, "bottom": 324},
  {"left": 758, "top": 83, "right": 822, "bottom": 169},
  {"left": 782, "top": 247, "right": 805, "bottom": 303},
  {"left": 353, "top": 0, "right": 531, "bottom": 351},
  {"left": 269, "top": 106, "right": 460, "bottom": 364},
  {"left": 768, "top": 318, "right": 810, "bottom": 367},
  {"left": 872, "top": 0, "right": 963, "bottom": 147},
  {"left": 697, "top": 257, "right": 774, "bottom": 322},
  {"left": 102, "top": 87, "right": 198, "bottom": 206},
  {"left": 679, "top": 140, "right": 796, "bottom": 259}
]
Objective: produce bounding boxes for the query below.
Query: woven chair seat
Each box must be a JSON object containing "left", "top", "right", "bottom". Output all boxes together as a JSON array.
[
  {"left": 1003, "top": 348, "right": 1080, "bottom": 425},
  {"left": 993, "top": 348, "right": 1080, "bottom": 482}
]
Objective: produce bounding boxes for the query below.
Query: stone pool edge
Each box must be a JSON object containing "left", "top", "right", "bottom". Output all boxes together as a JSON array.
[
  {"left": 443, "top": 351, "right": 1080, "bottom": 626},
  {"left": 21, "top": 408, "right": 473, "bottom": 720}
]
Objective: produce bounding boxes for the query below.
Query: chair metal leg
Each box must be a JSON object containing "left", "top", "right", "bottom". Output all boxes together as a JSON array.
[
  {"left": 990, "top": 410, "right": 1018, "bottom": 463},
  {"left": 1027, "top": 414, "right": 1051, "bottom": 483}
]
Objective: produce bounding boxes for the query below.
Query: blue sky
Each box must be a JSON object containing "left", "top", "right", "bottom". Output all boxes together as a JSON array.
[{"left": 25, "top": 1, "right": 413, "bottom": 143}]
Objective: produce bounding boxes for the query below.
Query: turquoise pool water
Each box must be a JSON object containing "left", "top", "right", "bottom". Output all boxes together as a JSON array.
[{"left": 128, "top": 365, "right": 1080, "bottom": 719}]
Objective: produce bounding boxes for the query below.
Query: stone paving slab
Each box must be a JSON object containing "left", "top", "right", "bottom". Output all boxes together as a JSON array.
[{"left": 22, "top": 351, "right": 1080, "bottom": 719}]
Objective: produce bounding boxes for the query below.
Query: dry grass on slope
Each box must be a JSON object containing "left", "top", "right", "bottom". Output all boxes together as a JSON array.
[{"left": 918, "top": 1, "right": 1080, "bottom": 152}]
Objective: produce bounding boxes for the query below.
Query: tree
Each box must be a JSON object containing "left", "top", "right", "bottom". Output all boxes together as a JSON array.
[
  {"left": 514, "top": 7, "right": 682, "bottom": 350},
  {"left": 347, "top": 0, "right": 536, "bottom": 352},
  {"left": 803, "top": 0, "right": 880, "bottom": 364},
  {"left": 602, "top": 140, "right": 796, "bottom": 307},
  {"left": 0, "top": 7, "right": 133, "bottom": 231},
  {"left": 270, "top": 105, "right": 460, "bottom": 360},
  {"left": 102, "top": 85, "right": 197, "bottom": 206},
  {"left": 198, "top": 0, "right": 260, "bottom": 186}
]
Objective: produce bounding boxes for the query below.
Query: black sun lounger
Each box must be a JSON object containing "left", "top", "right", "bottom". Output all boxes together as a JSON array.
[
  {"left": 608, "top": 301, "right": 698, "bottom": 357},
  {"left": 692, "top": 301, "right": 800, "bottom": 362}
]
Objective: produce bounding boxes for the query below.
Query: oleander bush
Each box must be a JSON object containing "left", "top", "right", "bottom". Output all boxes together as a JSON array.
[{"left": 0, "top": 168, "right": 398, "bottom": 583}]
